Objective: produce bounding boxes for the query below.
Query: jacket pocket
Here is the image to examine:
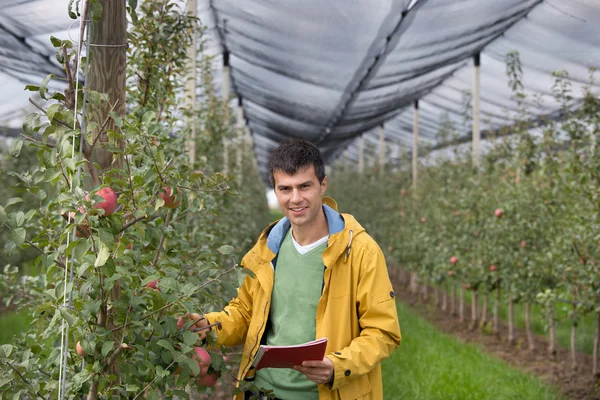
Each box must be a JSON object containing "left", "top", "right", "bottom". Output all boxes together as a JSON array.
[{"left": 338, "top": 374, "right": 372, "bottom": 400}]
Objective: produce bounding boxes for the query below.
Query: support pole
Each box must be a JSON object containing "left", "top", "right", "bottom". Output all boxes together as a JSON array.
[
  {"left": 412, "top": 100, "right": 419, "bottom": 189},
  {"left": 222, "top": 51, "right": 230, "bottom": 110},
  {"left": 472, "top": 53, "right": 481, "bottom": 169},
  {"left": 222, "top": 51, "right": 230, "bottom": 175},
  {"left": 378, "top": 124, "right": 385, "bottom": 175},
  {"left": 186, "top": 0, "right": 197, "bottom": 167},
  {"left": 236, "top": 97, "right": 243, "bottom": 184},
  {"left": 358, "top": 135, "right": 365, "bottom": 174}
]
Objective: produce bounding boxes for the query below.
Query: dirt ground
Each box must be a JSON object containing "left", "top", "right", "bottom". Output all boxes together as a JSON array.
[{"left": 391, "top": 275, "right": 600, "bottom": 400}]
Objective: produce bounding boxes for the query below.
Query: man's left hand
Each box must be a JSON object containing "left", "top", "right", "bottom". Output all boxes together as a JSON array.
[{"left": 293, "top": 357, "right": 334, "bottom": 384}]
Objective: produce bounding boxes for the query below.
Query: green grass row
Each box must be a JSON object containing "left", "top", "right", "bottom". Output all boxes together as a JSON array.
[{"left": 382, "top": 301, "right": 563, "bottom": 400}]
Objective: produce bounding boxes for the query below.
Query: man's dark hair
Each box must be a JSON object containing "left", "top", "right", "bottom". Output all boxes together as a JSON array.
[{"left": 268, "top": 139, "right": 326, "bottom": 187}]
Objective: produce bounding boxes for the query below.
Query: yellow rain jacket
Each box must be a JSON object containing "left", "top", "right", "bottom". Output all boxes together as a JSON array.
[{"left": 205, "top": 197, "right": 401, "bottom": 400}]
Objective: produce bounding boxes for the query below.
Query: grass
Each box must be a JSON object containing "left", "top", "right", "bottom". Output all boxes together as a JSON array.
[
  {"left": 382, "top": 301, "right": 564, "bottom": 400},
  {"left": 0, "top": 308, "right": 32, "bottom": 345},
  {"left": 457, "top": 289, "right": 596, "bottom": 354}
]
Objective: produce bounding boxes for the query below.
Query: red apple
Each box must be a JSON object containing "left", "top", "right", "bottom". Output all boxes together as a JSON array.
[
  {"left": 450, "top": 256, "right": 458, "bottom": 265},
  {"left": 454, "top": 210, "right": 461, "bottom": 216},
  {"left": 195, "top": 370, "right": 218, "bottom": 386},
  {"left": 494, "top": 208, "right": 503, "bottom": 218},
  {"left": 87, "top": 187, "right": 118, "bottom": 216},
  {"left": 401, "top": 189, "right": 407, "bottom": 197},
  {"left": 76, "top": 341, "right": 87, "bottom": 357},
  {"left": 489, "top": 265, "right": 497, "bottom": 272},
  {"left": 521, "top": 240, "right": 527, "bottom": 248},
  {"left": 420, "top": 217, "right": 426, "bottom": 223},
  {"left": 145, "top": 280, "right": 160, "bottom": 291},
  {"left": 580, "top": 257, "right": 586, "bottom": 265},
  {"left": 399, "top": 210, "right": 405, "bottom": 217},
  {"left": 159, "top": 186, "right": 182, "bottom": 209},
  {"left": 192, "top": 347, "right": 211, "bottom": 376}
]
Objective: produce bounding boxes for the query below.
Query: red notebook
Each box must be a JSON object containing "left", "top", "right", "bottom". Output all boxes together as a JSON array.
[{"left": 252, "top": 338, "right": 328, "bottom": 370}]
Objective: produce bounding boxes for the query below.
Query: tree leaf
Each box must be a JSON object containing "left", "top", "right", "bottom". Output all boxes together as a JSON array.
[
  {"left": 9, "top": 140, "right": 23, "bottom": 157},
  {"left": 217, "top": 245, "right": 234, "bottom": 255},
  {"left": 5, "top": 198, "right": 23, "bottom": 208},
  {"left": 0, "top": 206, "right": 6, "bottom": 225},
  {"left": 101, "top": 341, "right": 113, "bottom": 357},
  {"left": 11, "top": 228, "right": 26, "bottom": 248},
  {"left": 97, "top": 228, "right": 114, "bottom": 248},
  {"left": 15, "top": 211, "right": 24, "bottom": 227},
  {"left": 58, "top": 306, "right": 76, "bottom": 327},
  {"left": 157, "top": 339, "right": 175, "bottom": 353},
  {"left": 0, "top": 344, "right": 14, "bottom": 357},
  {"left": 95, "top": 244, "right": 110, "bottom": 267}
]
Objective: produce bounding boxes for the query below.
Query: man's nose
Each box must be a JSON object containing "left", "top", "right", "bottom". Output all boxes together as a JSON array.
[{"left": 291, "top": 188, "right": 301, "bottom": 203}]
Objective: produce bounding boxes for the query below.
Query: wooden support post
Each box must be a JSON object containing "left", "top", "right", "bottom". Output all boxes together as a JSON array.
[
  {"left": 378, "top": 124, "right": 385, "bottom": 176},
  {"left": 412, "top": 101, "right": 419, "bottom": 189},
  {"left": 186, "top": 0, "right": 197, "bottom": 167},
  {"left": 236, "top": 98, "right": 243, "bottom": 184},
  {"left": 222, "top": 52, "right": 230, "bottom": 108},
  {"left": 88, "top": 0, "right": 127, "bottom": 172},
  {"left": 472, "top": 53, "right": 481, "bottom": 169},
  {"left": 86, "top": 1, "right": 127, "bottom": 396}
]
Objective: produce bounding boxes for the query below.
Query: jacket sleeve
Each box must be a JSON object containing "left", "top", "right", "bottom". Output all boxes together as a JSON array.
[
  {"left": 204, "top": 273, "right": 255, "bottom": 347},
  {"left": 326, "top": 247, "right": 401, "bottom": 390}
]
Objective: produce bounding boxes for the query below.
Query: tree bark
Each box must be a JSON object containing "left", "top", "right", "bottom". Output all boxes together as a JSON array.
[
  {"left": 508, "top": 295, "right": 515, "bottom": 345},
  {"left": 459, "top": 286, "right": 465, "bottom": 322},
  {"left": 525, "top": 303, "right": 535, "bottom": 351},
  {"left": 441, "top": 282, "right": 448, "bottom": 312},
  {"left": 422, "top": 277, "right": 429, "bottom": 303},
  {"left": 571, "top": 305, "right": 578, "bottom": 370},
  {"left": 480, "top": 292, "right": 489, "bottom": 329},
  {"left": 492, "top": 287, "right": 500, "bottom": 336},
  {"left": 548, "top": 307, "right": 556, "bottom": 360},
  {"left": 593, "top": 312, "right": 599, "bottom": 377},
  {"left": 470, "top": 288, "right": 478, "bottom": 330}
]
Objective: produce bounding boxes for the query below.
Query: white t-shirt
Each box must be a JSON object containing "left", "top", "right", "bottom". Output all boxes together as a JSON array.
[{"left": 291, "top": 233, "right": 329, "bottom": 255}]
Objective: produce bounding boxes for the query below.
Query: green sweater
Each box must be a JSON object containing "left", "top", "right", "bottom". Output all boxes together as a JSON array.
[{"left": 254, "top": 229, "right": 327, "bottom": 399}]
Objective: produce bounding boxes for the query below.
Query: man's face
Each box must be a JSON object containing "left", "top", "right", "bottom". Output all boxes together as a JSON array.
[{"left": 273, "top": 165, "right": 327, "bottom": 229}]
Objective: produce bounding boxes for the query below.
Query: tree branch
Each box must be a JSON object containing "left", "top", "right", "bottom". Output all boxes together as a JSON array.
[{"left": 111, "top": 263, "right": 238, "bottom": 333}]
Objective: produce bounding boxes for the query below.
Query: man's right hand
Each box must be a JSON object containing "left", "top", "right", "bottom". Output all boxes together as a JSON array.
[{"left": 179, "top": 312, "right": 211, "bottom": 341}]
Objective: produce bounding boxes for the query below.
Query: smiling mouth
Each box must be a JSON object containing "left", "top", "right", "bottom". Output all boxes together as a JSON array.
[{"left": 290, "top": 207, "right": 307, "bottom": 212}]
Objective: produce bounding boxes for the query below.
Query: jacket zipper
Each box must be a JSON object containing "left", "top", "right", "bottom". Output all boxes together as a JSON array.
[{"left": 242, "top": 299, "right": 270, "bottom": 378}]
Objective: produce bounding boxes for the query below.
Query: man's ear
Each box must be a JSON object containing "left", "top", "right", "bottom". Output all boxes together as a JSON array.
[{"left": 320, "top": 176, "right": 328, "bottom": 195}]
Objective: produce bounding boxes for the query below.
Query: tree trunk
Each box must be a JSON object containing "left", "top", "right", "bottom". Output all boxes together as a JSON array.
[
  {"left": 593, "top": 312, "right": 600, "bottom": 378},
  {"left": 571, "top": 305, "right": 578, "bottom": 370},
  {"left": 422, "top": 277, "right": 429, "bottom": 303},
  {"left": 508, "top": 295, "right": 515, "bottom": 345},
  {"left": 480, "top": 292, "right": 489, "bottom": 329},
  {"left": 409, "top": 272, "right": 418, "bottom": 294},
  {"left": 441, "top": 282, "right": 448, "bottom": 312},
  {"left": 525, "top": 303, "right": 535, "bottom": 351},
  {"left": 459, "top": 286, "right": 465, "bottom": 323},
  {"left": 492, "top": 287, "right": 500, "bottom": 336},
  {"left": 434, "top": 286, "right": 440, "bottom": 308},
  {"left": 470, "top": 288, "right": 478, "bottom": 330},
  {"left": 449, "top": 283, "right": 455, "bottom": 316},
  {"left": 548, "top": 306, "right": 556, "bottom": 360}
]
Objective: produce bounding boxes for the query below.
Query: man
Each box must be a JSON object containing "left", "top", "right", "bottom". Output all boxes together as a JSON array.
[{"left": 186, "top": 140, "right": 401, "bottom": 399}]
